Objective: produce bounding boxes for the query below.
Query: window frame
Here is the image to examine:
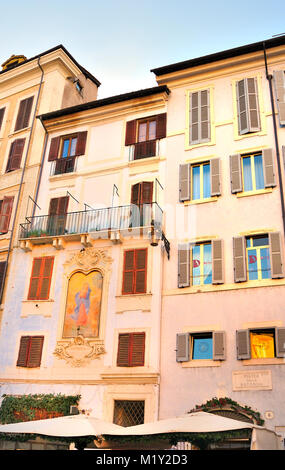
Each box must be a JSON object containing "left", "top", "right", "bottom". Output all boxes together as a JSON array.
[
  {"left": 16, "top": 335, "right": 44, "bottom": 368},
  {"left": 191, "top": 161, "right": 211, "bottom": 202},
  {"left": 191, "top": 332, "right": 214, "bottom": 360},
  {"left": 117, "top": 332, "right": 146, "bottom": 367},
  {"left": 241, "top": 152, "right": 265, "bottom": 194},
  {"left": 245, "top": 235, "right": 271, "bottom": 281},
  {"left": 122, "top": 248, "right": 148, "bottom": 295},
  {"left": 191, "top": 242, "right": 213, "bottom": 286},
  {"left": 60, "top": 134, "right": 78, "bottom": 158}
]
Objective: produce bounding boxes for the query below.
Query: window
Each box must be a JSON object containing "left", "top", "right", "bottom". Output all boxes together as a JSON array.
[
  {"left": 125, "top": 113, "right": 166, "bottom": 160},
  {"left": 16, "top": 336, "right": 44, "bottom": 368},
  {"left": 122, "top": 249, "right": 147, "bottom": 294},
  {"left": 0, "top": 107, "right": 5, "bottom": 132},
  {"left": 113, "top": 400, "right": 145, "bottom": 427},
  {"left": 28, "top": 257, "right": 54, "bottom": 300},
  {"left": 176, "top": 331, "right": 226, "bottom": 362},
  {"left": 0, "top": 196, "right": 14, "bottom": 233},
  {"left": 47, "top": 196, "right": 69, "bottom": 236},
  {"left": 273, "top": 71, "right": 285, "bottom": 126},
  {"left": 246, "top": 235, "right": 271, "bottom": 281},
  {"left": 6, "top": 138, "right": 25, "bottom": 172},
  {"left": 179, "top": 159, "right": 221, "bottom": 202},
  {"left": 117, "top": 332, "right": 145, "bottom": 367},
  {"left": 236, "top": 77, "right": 260, "bottom": 135},
  {"left": 0, "top": 261, "right": 7, "bottom": 295},
  {"left": 236, "top": 328, "right": 285, "bottom": 360},
  {"left": 242, "top": 153, "right": 265, "bottom": 192},
  {"left": 192, "top": 243, "right": 212, "bottom": 285},
  {"left": 48, "top": 132, "right": 87, "bottom": 167},
  {"left": 14, "top": 96, "right": 34, "bottom": 131},
  {"left": 189, "top": 89, "right": 211, "bottom": 145}
]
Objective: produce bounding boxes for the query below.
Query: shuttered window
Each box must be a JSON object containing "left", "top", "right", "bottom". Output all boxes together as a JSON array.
[
  {"left": 179, "top": 159, "right": 221, "bottom": 202},
  {"left": 273, "top": 70, "right": 285, "bottom": 125},
  {"left": 230, "top": 150, "right": 276, "bottom": 194},
  {"left": 0, "top": 261, "right": 7, "bottom": 295},
  {"left": 189, "top": 89, "right": 211, "bottom": 144},
  {"left": 28, "top": 257, "right": 54, "bottom": 300},
  {"left": 236, "top": 77, "right": 260, "bottom": 135},
  {"left": 16, "top": 336, "right": 44, "bottom": 368},
  {"left": 0, "top": 196, "right": 14, "bottom": 233},
  {"left": 0, "top": 107, "right": 5, "bottom": 132},
  {"left": 176, "top": 331, "right": 226, "bottom": 362},
  {"left": 6, "top": 138, "right": 25, "bottom": 172},
  {"left": 48, "top": 132, "right": 87, "bottom": 161},
  {"left": 117, "top": 332, "right": 145, "bottom": 366},
  {"left": 122, "top": 249, "right": 147, "bottom": 294},
  {"left": 47, "top": 196, "right": 69, "bottom": 236},
  {"left": 237, "top": 328, "right": 285, "bottom": 359},
  {"left": 14, "top": 96, "right": 34, "bottom": 131},
  {"left": 125, "top": 114, "right": 166, "bottom": 160}
]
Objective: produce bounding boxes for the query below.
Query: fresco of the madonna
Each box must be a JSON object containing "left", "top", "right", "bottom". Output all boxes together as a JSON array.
[{"left": 63, "top": 270, "right": 103, "bottom": 337}]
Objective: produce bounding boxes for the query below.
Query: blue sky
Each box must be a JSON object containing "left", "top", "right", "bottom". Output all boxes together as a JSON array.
[{"left": 0, "top": 0, "right": 284, "bottom": 98}]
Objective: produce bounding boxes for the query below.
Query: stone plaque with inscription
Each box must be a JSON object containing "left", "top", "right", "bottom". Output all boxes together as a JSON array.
[{"left": 232, "top": 370, "right": 272, "bottom": 391}]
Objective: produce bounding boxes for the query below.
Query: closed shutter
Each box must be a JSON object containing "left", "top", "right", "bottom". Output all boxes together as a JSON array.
[
  {"left": 273, "top": 70, "right": 285, "bottom": 125},
  {"left": 236, "top": 330, "right": 251, "bottom": 359},
  {"left": 125, "top": 120, "right": 137, "bottom": 145},
  {"left": 28, "top": 257, "right": 54, "bottom": 300},
  {"left": 122, "top": 250, "right": 135, "bottom": 294},
  {"left": 283, "top": 146, "right": 285, "bottom": 172},
  {"left": 176, "top": 333, "right": 190, "bottom": 362},
  {"left": 131, "top": 333, "right": 145, "bottom": 366},
  {"left": 48, "top": 137, "right": 60, "bottom": 161},
  {"left": 48, "top": 196, "right": 69, "bottom": 235},
  {"left": 236, "top": 78, "right": 260, "bottom": 134},
  {"left": 14, "top": 96, "right": 34, "bottom": 131},
  {"left": 213, "top": 331, "right": 226, "bottom": 360},
  {"left": 230, "top": 154, "right": 242, "bottom": 193},
  {"left": 27, "top": 336, "right": 44, "bottom": 368},
  {"left": 233, "top": 236, "right": 247, "bottom": 282},
  {"left": 269, "top": 232, "right": 284, "bottom": 278},
  {"left": 210, "top": 158, "right": 221, "bottom": 196},
  {"left": 0, "top": 108, "right": 5, "bottom": 131},
  {"left": 134, "top": 249, "right": 147, "bottom": 294},
  {"left": 141, "top": 182, "right": 153, "bottom": 204},
  {"left": 189, "top": 90, "right": 210, "bottom": 144},
  {"left": 75, "top": 131, "right": 87, "bottom": 155},
  {"left": 16, "top": 336, "right": 30, "bottom": 367},
  {"left": 275, "top": 327, "right": 285, "bottom": 358},
  {"left": 212, "top": 239, "right": 224, "bottom": 284},
  {"left": 6, "top": 138, "right": 25, "bottom": 172},
  {"left": 117, "top": 334, "right": 130, "bottom": 366},
  {"left": 262, "top": 148, "right": 276, "bottom": 188},
  {"left": 178, "top": 243, "right": 190, "bottom": 287},
  {"left": 0, "top": 261, "right": 7, "bottom": 294},
  {"left": 156, "top": 113, "right": 167, "bottom": 139},
  {"left": 0, "top": 196, "right": 14, "bottom": 233},
  {"left": 179, "top": 164, "right": 191, "bottom": 202}
]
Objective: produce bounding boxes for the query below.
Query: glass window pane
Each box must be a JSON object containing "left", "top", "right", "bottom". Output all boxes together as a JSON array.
[
  {"left": 250, "top": 332, "right": 275, "bottom": 358},
  {"left": 192, "top": 245, "right": 200, "bottom": 285},
  {"left": 254, "top": 154, "right": 265, "bottom": 190},
  {"left": 242, "top": 157, "right": 253, "bottom": 191},
  {"left": 62, "top": 139, "right": 69, "bottom": 158},
  {"left": 192, "top": 166, "right": 200, "bottom": 200},
  {"left": 203, "top": 243, "right": 212, "bottom": 284},
  {"left": 203, "top": 163, "right": 211, "bottom": 199},
  {"left": 252, "top": 236, "right": 269, "bottom": 247},
  {"left": 192, "top": 337, "right": 213, "bottom": 359},
  {"left": 260, "top": 247, "right": 271, "bottom": 279},
  {"left": 138, "top": 123, "right": 147, "bottom": 142},
  {"left": 247, "top": 248, "right": 258, "bottom": 280},
  {"left": 149, "top": 121, "right": 156, "bottom": 140},
  {"left": 70, "top": 138, "right": 77, "bottom": 156}
]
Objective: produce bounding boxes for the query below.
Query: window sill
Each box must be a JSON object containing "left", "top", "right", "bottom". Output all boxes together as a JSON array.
[
  {"left": 242, "top": 358, "right": 285, "bottom": 366},
  {"left": 183, "top": 197, "right": 218, "bottom": 206},
  {"left": 236, "top": 188, "right": 273, "bottom": 198},
  {"left": 8, "top": 126, "right": 31, "bottom": 137},
  {"left": 182, "top": 359, "right": 222, "bottom": 368},
  {"left": 21, "top": 299, "right": 54, "bottom": 317}
]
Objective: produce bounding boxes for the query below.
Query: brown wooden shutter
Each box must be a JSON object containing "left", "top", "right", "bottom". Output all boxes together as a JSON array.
[
  {"left": 26, "top": 336, "right": 44, "bottom": 368},
  {"left": 275, "top": 327, "right": 285, "bottom": 358},
  {"left": 125, "top": 120, "right": 137, "bottom": 145},
  {"left": 14, "top": 96, "right": 34, "bottom": 131},
  {"left": 141, "top": 182, "right": 153, "bottom": 204},
  {"left": 179, "top": 164, "right": 191, "bottom": 202},
  {"left": 0, "top": 108, "right": 5, "bottom": 131},
  {"left": 28, "top": 257, "right": 54, "bottom": 300},
  {"left": 212, "top": 239, "right": 224, "bottom": 284},
  {"left": 6, "top": 139, "right": 25, "bottom": 172},
  {"left": 273, "top": 70, "right": 285, "bottom": 125},
  {"left": 262, "top": 148, "right": 276, "bottom": 188},
  {"left": 0, "top": 196, "right": 14, "bottom": 233},
  {"left": 233, "top": 236, "right": 247, "bottom": 282},
  {"left": 230, "top": 154, "right": 242, "bottom": 193},
  {"left": 122, "top": 250, "right": 135, "bottom": 294},
  {"left": 28, "top": 258, "right": 42, "bottom": 300},
  {"left": 269, "top": 232, "right": 284, "bottom": 278},
  {"left": 178, "top": 243, "right": 190, "bottom": 287},
  {"left": 236, "top": 330, "right": 251, "bottom": 359},
  {"left": 131, "top": 333, "right": 145, "bottom": 366},
  {"left": 75, "top": 131, "right": 87, "bottom": 156},
  {"left": 156, "top": 113, "right": 167, "bottom": 139},
  {"left": 117, "top": 334, "right": 131, "bottom": 366},
  {"left": 48, "top": 137, "right": 60, "bottom": 161},
  {"left": 0, "top": 261, "right": 7, "bottom": 294},
  {"left": 210, "top": 158, "right": 221, "bottom": 196},
  {"left": 213, "top": 331, "right": 226, "bottom": 360},
  {"left": 131, "top": 183, "right": 140, "bottom": 206},
  {"left": 16, "top": 336, "right": 30, "bottom": 367},
  {"left": 176, "top": 333, "right": 190, "bottom": 362},
  {"left": 134, "top": 249, "right": 147, "bottom": 294}
]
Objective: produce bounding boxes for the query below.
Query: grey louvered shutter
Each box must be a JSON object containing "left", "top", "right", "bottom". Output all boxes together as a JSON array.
[
  {"left": 262, "top": 148, "right": 276, "bottom": 188},
  {"left": 233, "top": 236, "right": 247, "bottom": 282},
  {"left": 236, "top": 78, "right": 260, "bottom": 134},
  {"left": 189, "top": 90, "right": 210, "bottom": 144},
  {"left": 200, "top": 89, "right": 211, "bottom": 142},
  {"left": 283, "top": 146, "right": 285, "bottom": 172},
  {"left": 269, "top": 231, "right": 284, "bottom": 278},
  {"left": 178, "top": 243, "right": 190, "bottom": 287},
  {"left": 179, "top": 164, "right": 190, "bottom": 202},
  {"left": 236, "top": 330, "right": 251, "bottom": 359},
  {"left": 212, "top": 239, "right": 224, "bottom": 284},
  {"left": 275, "top": 327, "right": 285, "bottom": 358},
  {"left": 213, "top": 331, "right": 226, "bottom": 360},
  {"left": 237, "top": 79, "right": 249, "bottom": 134},
  {"left": 176, "top": 333, "right": 190, "bottom": 362},
  {"left": 273, "top": 70, "right": 285, "bottom": 125},
  {"left": 210, "top": 158, "right": 221, "bottom": 196},
  {"left": 230, "top": 154, "right": 242, "bottom": 193}
]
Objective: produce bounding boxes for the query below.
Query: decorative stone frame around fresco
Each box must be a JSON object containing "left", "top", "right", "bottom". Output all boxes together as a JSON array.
[{"left": 53, "top": 247, "right": 113, "bottom": 367}]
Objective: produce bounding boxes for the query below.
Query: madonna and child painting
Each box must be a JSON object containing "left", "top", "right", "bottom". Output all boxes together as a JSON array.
[{"left": 63, "top": 270, "right": 103, "bottom": 338}]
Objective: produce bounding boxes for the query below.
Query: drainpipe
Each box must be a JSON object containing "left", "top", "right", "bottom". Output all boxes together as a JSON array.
[
  {"left": 32, "top": 116, "right": 48, "bottom": 217},
  {"left": 0, "top": 58, "right": 44, "bottom": 303},
  {"left": 263, "top": 43, "right": 285, "bottom": 237}
]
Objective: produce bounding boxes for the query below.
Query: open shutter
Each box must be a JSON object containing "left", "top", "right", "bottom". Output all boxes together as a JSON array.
[
  {"left": 6, "top": 139, "right": 25, "bottom": 172},
  {"left": 27, "top": 336, "right": 44, "bottom": 368},
  {"left": 156, "top": 113, "right": 167, "bottom": 139},
  {"left": 262, "top": 148, "right": 276, "bottom": 188},
  {"left": 179, "top": 164, "right": 191, "bottom": 202},
  {"left": 283, "top": 146, "right": 285, "bottom": 172},
  {"left": 236, "top": 330, "right": 251, "bottom": 359},
  {"left": 275, "top": 327, "right": 285, "bottom": 358},
  {"left": 134, "top": 249, "right": 147, "bottom": 294},
  {"left": 233, "top": 236, "right": 247, "bottom": 282},
  {"left": 0, "top": 196, "right": 14, "bottom": 233},
  {"left": 14, "top": 96, "right": 34, "bottom": 131},
  {"left": 131, "top": 333, "right": 145, "bottom": 366},
  {"left": 0, "top": 108, "right": 5, "bottom": 131},
  {"left": 16, "top": 336, "right": 30, "bottom": 367},
  {"left": 141, "top": 182, "right": 153, "bottom": 204},
  {"left": 210, "top": 158, "right": 221, "bottom": 196},
  {"left": 75, "top": 131, "right": 87, "bottom": 156},
  {"left": 125, "top": 120, "right": 137, "bottom": 145},
  {"left": 0, "top": 261, "right": 7, "bottom": 294},
  {"left": 48, "top": 137, "right": 60, "bottom": 161},
  {"left": 117, "top": 334, "right": 130, "bottom": 366},
  {"left": 236, "top": 79, "right": 249, "bottom": 134},
  {"left": 230, "top": 154, "right": 242, "bottom": 193},
  {"left": 273, "top": 70, "right": 285, "bottom": 125},
  {"left": 176, "top": 333, "right": 190, "bottom": 362},
  {"left": 212, "top": 239, "right": 224, "bottom": 284},
  {"left": 246, "top": 77, "right": 260, "bottom": 132},
  {"left": 213, "top": 331, "right": 226, "bottom": 360},
  {"left": 236, "top": 78, "right": 260, "bottom": 134},
  {"left": 269, "top": 232, "right": 284, "bottom": 279},
  {"left": 178, "top": 243, "right": 190, "bottom": 287}
]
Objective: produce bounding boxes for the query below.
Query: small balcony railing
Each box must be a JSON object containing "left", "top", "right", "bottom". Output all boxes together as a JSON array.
[
  {"left": 129, "top": 140, "right": 159, "bottom": 161},
  {"left": 50, "top": 156, "right": 78, "bottom": 176},
  {"left": 19, "top": 203, "right": 163, "bottom": 240}
]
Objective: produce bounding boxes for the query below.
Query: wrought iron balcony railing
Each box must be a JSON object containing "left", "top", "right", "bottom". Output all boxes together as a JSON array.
[
  {"left": 50, "top": 156, "right": 78, "bottom": 176},
  {"left": 19, "top": 203, "right": 163, "bottom": 240},
  {"left": 129, "top": 140, "right": 160, "bottom": 161}
]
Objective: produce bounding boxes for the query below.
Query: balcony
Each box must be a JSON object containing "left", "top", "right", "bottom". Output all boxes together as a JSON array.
[
  {"left": 129, "top": 140, "right": 160, "bottom": 161},
  {"left": 19, "top": 203, "right": 163, "bottom": 247},
  {"left": 50, "top": 156, "right": 78, "bottom": 176}
]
